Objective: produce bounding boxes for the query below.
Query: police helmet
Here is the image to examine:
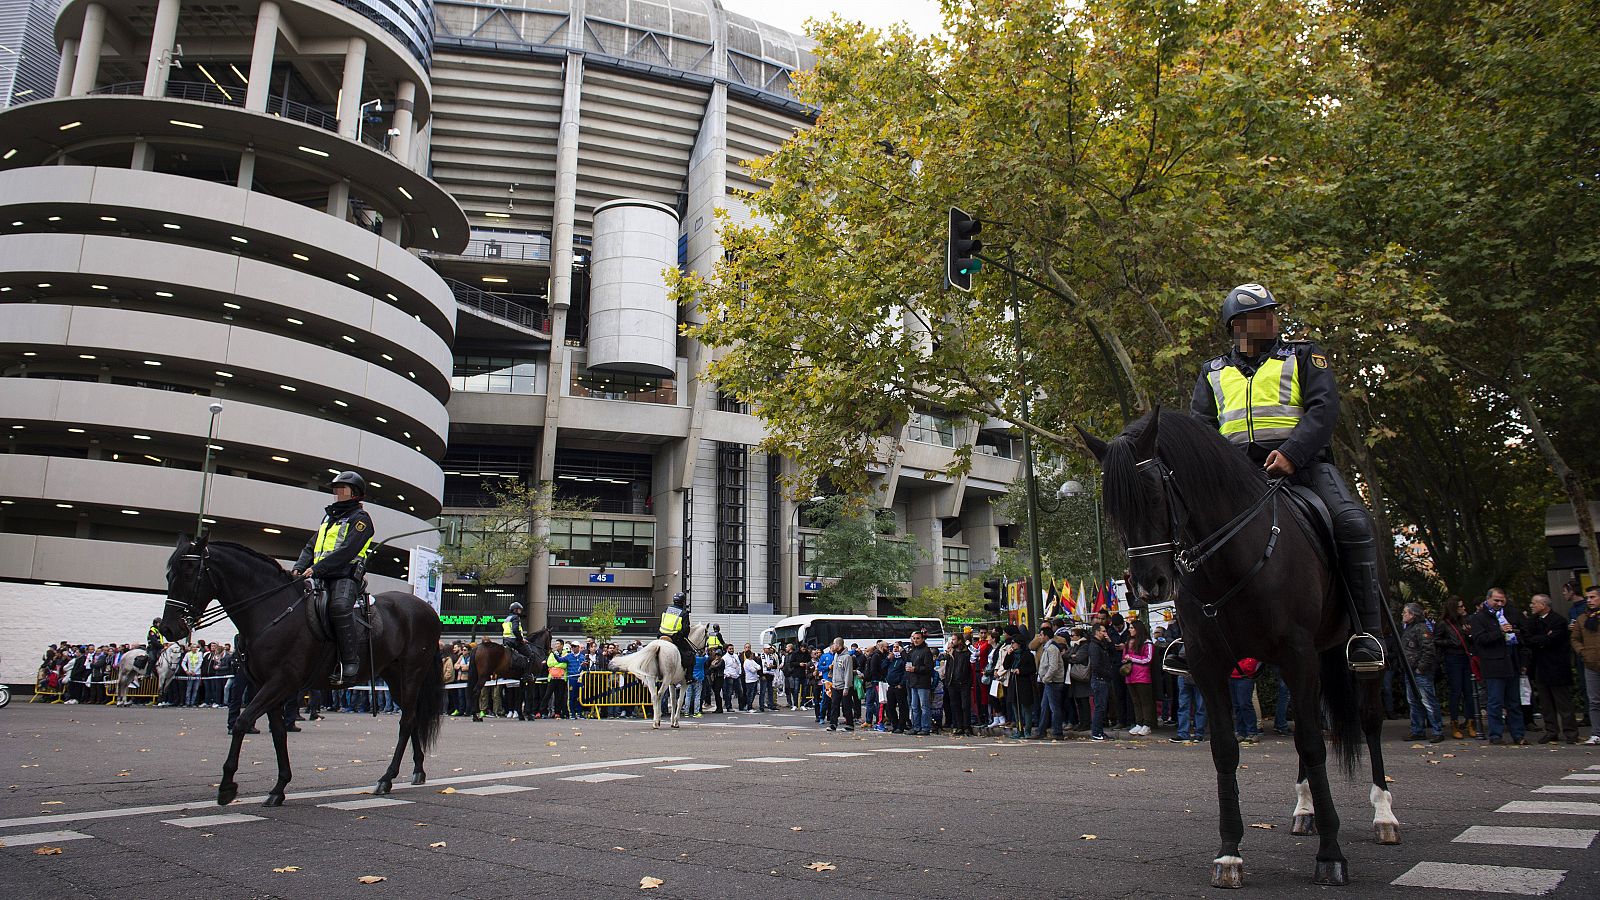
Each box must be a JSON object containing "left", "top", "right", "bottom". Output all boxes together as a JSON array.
[
  {"left": 327, "top": 470, "right": 367, "bottom": 497},
  {"left": 509, "top": 602, "right": 524, "bottom": 613},
  {"left": 672, "top": 592, "right": 686, "bottom": 605},
  {"left": 1220, "top": 283, "right": 1280, "bottom": 329}
]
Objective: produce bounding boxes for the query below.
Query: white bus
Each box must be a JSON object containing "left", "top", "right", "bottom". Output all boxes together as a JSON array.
[{"left": 760, "top": 615, "right": 946, "bottom": 651}]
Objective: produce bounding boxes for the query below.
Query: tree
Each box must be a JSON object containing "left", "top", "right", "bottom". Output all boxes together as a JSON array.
[
  {"left": 902, "top": 578, "right": 986, "bottom": 624},
  {"left": 433, "top": 481, "right": 589, "bottom": 636},
  {"left": 582, "top": 599, "right": 621, "bottom": 645},
  {"left": 994, "top": 462, "right": 1125, "bottom": 587},
  {"left": 805, "top": 496, "right": 920, "bottom": 613}
]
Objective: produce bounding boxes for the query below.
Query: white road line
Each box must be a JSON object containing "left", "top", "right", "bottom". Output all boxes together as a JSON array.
[
  {"left": 1532, "top": 785, "right": 1600, "bottom": 795},
  {"left": 1589, "top": 765, "right": 1600, "bottom": 771},
  {"left": 0, "top": 830, "right": 94, "bottom": 848},
  {"left": 0, "top": 755, "right": 692, "bottom": 832},
  {"left": 561, "top": 772, "right": 639, "bottom": 784},
  {"left": 162, "top": 813, "right": 263, "bottom": 829},
  {"left": 1562, "top": 774, "right": 1600, "bottom": 781},
  {"left": 655, "top": 763, "right": 730, "bottom": 772},
  {"left": 1392, "top": 862, "right": 1565, "bottom": 896},
  {"left": 1452, "top": 825, "right": 1597, "bottom": 850},
  {"left": 872, "top": 748, "right": 932, "bottom": 753},
  {"left": 453, "top": 784, "right": 539, "bottom": 796},
  {"left": 928, "top": 744, "right": 981, "bottom": 750},
  {"left": 809, "top": 752, "right": 871, "bottom": 758},
  {"left": 1498, "top": 800, "right": 1600, "bottom": 817},
  {"left": 737, "top": 757, "right": 805, "bottom": 763},
  {"left": 318, "top": 798, "right": 414, "bottom": 811}
]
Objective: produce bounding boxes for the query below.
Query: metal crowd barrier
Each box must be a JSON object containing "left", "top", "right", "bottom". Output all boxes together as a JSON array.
[{"left": 577, "top": 670, "right": 652, "bottom": 719}]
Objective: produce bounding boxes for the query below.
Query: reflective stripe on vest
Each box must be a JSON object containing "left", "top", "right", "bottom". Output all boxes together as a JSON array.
[
  {"left": 313, "top": 517, "right": 373, "bottom": 565},
  {"left": 1207, "top": 355, "right": 1301, "bottom": 444},
  {"left": 660, "top": 608, "right": 683, "bottom": 635},
  {"left": 502, "top": 618, "right": 516, "bottom": 638},
  {"left": 706, "top": 634, "right": 725, "bottom": 649}
]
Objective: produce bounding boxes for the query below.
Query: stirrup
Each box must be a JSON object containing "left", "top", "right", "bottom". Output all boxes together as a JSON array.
[
  {"left": 1162, "top": 638, "right": 1190, "bottom": 677},
  {"left": 1345, "top": 633, "right": 1385, "bottom": 676}
]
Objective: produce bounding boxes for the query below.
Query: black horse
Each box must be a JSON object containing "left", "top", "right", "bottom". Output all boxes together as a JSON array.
[
  {"left": 161, "top": 536, "right": 446, "bottom": 806},
  {"left": 464, "top": 628, "right": 553, "bottom": 722},
  {"left": 1081, "top": 410, "right": 1393, "bottom": 889}
]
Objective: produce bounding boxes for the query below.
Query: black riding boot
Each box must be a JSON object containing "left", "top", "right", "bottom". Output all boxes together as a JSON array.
[
  {"left": 328, "top": 585, "right": 362, "bottom": 686},
  {"left": 1340, "top": 538, "right": 1387, "bottom": 677},
  {"left": 1162, "top": 638, "right": 1189, "bottom": 677}
]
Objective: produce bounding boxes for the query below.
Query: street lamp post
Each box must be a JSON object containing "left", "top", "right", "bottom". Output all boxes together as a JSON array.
[
  {"left": 195, "top": 401, "right": 223, "bottom": 535},
  {"left": 1062, "top": 479, "right": 1104, "bottom": 590}
]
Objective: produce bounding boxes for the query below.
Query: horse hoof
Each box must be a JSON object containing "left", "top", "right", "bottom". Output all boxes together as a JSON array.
[
  {"left": 374, "top": 779, "right": 392, "bottom": 795},
  {"left": 263, "top": 793, "right": 284, "bottom": 808},
  {"left": 1292, "top": 814, "right": 1317, "bottom": 835},
  {"left": 670, "top": 723, "right": 680, "bottom": 728},
  {"left": 1313, "top": 860, "right": 1348, "bottom": 886},
  {"left": 411, "top": 772, "right": 426, "bottom": 785},
  {"left": 652, "top": 722, "right": 661, "bottom": 729},
  {"left": 471, "top": 716, "right": 483, "bottom": 723},
  {"left": 217, "top": 784, "right": 238, "bottom": 806},
  {"left": 1375, "top": 823, "right": 1401, "bottom": 845},
  {"left": 1211, "top": 861, "right": 1245, "bottom": 889}
]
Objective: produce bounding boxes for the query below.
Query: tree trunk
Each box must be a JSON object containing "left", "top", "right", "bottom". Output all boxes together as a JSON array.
[{"left": 1507, "top": 370, "right": 1600, "bottom": 579}]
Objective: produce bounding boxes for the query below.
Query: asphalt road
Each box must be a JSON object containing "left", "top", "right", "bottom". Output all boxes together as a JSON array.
[{"left": 1, "top": 702, "right": 1597, "bottom": 899}]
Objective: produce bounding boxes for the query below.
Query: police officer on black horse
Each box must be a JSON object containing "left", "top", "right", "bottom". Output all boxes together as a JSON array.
[
  {"left": 1168, "top": 284, "right": 1385, "bottom": 677},
  {"left": 503, "top": 601, "right": 530, "bottom": 664},
  {"left": 292, "top": 471, "right": 374, "bottom": 686}
]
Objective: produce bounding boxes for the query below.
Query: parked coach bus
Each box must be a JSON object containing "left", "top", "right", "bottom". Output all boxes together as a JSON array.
[{"left": 761, "top": 615, "right": 946, "bottom": 652}]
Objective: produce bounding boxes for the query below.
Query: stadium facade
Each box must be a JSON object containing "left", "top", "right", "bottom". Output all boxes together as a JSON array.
[{"left": 0, "top": 0, "right": 1022, "bottom": 682}]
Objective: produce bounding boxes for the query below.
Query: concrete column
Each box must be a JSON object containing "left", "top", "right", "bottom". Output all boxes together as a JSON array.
[
  {"left": 244, "top": 1, "right": 281, "bottom": 112},
  {"left": 55, "top": 39, "right": 78, "bottom": 97},
  {"left": 70, "top": 3, "right": 108, "bottom": 96},
  {"left": 130, "top": 139, "right": 153, "bottom": 171},
  {"left": 390, "top": 80, "right": 416, "bottom": 165},
  {"left": 143, "top": 0, "right": 182, "bottom": 97},
  {"left": 528, "top": 52, "right": 586, "bottom": 628},
  {"left": 326, "top": 179, "right": 350, "bottom": 218},
  {"left": 380, "top": 216, "right": 401, "bottom": 242},
  {"left": 237, "top": 149, "right": 256, "bottom": 189},
  {"left": 336, "top": 37, "right": 368, "bottom": 139}
]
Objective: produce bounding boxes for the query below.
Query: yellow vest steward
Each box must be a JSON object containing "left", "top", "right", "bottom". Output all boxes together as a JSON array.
[
  {"left": 660, "top": 609, "right": 683, "bottom": 635},
  {"left": 706, "top": 633, "right": 725, "bottom": 650},
  {"left": 502, "top": 618, "right": 516, "bottom": 638},
  {"left": 1206, "top": 355, "right": 1303, "bottom": 444},
  {"left": 312, "top": 518, "right": 373, "bottom": 564}
]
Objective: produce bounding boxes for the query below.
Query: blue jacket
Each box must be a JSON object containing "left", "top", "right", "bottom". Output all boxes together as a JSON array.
[
  {"left": 561, "top": 652, "right": 583, "bottom": 685},
  {"left": 818, "top": 650, "right": 835, "bottom": 679},
  {"left": 692, "top": 654, "right": 707, "bottom": 681},
  {"left": 885, "top": 657, "right": 906, "bottom": 686}
]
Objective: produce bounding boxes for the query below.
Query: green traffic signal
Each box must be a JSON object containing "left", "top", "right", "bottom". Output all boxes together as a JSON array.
[{"left": 947, "top": 207, "right": 983, "bottom": 291}]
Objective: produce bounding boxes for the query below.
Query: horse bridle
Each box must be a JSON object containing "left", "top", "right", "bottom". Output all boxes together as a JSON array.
[
  {"left": 168, "top": 543, "right": 308, "bottom": 635},
  {"left": 1125, "top": 455, "right": 1288, "bottom": 617}
]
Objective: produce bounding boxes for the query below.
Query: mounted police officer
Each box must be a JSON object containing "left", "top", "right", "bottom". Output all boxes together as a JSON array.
[
  {"left": 142, "top": 617, "right": 164, "bottom": 679},
  {"left": 503, "top": 601, "right": 530, "bottom": 663},
  {"left": 1185, "top": 284, "right": 1386, "bottom": 676},
  {"left": 292, "top": 471, "right": 374, "bottom": 686},
  {"left": 660, "top": 591, "right": 695, "bottom": 675}
]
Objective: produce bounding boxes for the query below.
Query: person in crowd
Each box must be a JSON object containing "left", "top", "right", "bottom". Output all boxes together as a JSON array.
[
  {"left": 740, "top": 649, "right": 760, "bottom": 711},
  {"left": 1572, "top": 585, "right": 1600, "bottom": 745},
  {"left": 904, "top": 630, "right": 936, "bottom": 736},
  {"left": 1066, "top": 627, "right": 1092, "bottom": 732},
  {"left": 705, "top": 647, "right": 726, "bottom": 714},
  {"left": 1087, "top": 624, "right": 1118, "bottom": 741},
  {"left": 1434, "top": 595, "right": 1479, "bottom": 738},
  {"left": 1525, "top": 593, "right": 1580, "bottom": 743},
  {"left": 546, "top": 641, "right": 570, "bottom": 719},
  {"left": 826, "top": 637, "right": 857, "bottom": 732},
  {"left": 722, "top": 646, "right": 743, "bottom": 713},
  {"left": 1152, "top": 626, "right": 1175, "bottom": 725},
  {"left": 759, "top": 645, "right": 781, "bottom": 712},
  {"left": 1470, "top": 587, "right": 1528, "bottom": 745},
  {"left": 1003, "top": 627, "right": 1038, "bottom": 739},
  {"left": 1399, "top": 602, "right": 1445, "bottom": 743},
  {"left": 1563, "top": 580, "right": 1591, "bottom": 724},
  {"left": 812, "top": 646, "right": 831, "bottom": 725},
  {"left": 782, "top": 641, "right": 807, "bottom": 709},
  {"left": 943, "top": 632, "right": 975, "bottom": 736},
  {"left": 1034, "top": 625, "right": 1067, "bottom": 740},
  {"left": 884, "top": 641, "right": 909, "bottom": 733},
  {"left": 182, "top": 642, "right": 205, "bottom": 707},
  {"left": 1230, "top": 658, "right": 1261, "bottom": 740},
  {"left": 687, "top": 647, "right": 706, "bottom": 717},
  {"left": 1123, "top": 620, "right": 1157, "bottom": 736},
  {"left": 1107, "top": 613, "right": 1132, "bottom": 727}
]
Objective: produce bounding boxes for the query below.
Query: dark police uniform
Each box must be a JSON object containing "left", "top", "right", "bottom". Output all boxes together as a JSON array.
[
  {"left": 1189, "top": 284, "right": 1385, "bottom": 674},
  {"left": 294, "top": 487, "right": 374, "bottom": 685},
  {"left": 503, "top": 604, "right": 530, "bottom": 663},
  {"left": 143, "top": 621, "right": 164, "bottom": 677},
  {"left": 660, "top": 593, "right": 695, "bottom": 675}
]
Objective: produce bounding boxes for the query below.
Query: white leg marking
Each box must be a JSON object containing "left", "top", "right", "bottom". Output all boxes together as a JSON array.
[
  {"left": 1371, "top": 783, "right": 1399, "bottom": 826},
  {"left": 1214, "top": 855, "right": 1244, "bottom": 865},
  {"left": 1294, "top": 780, "right": 1315, "bottom": 816}
]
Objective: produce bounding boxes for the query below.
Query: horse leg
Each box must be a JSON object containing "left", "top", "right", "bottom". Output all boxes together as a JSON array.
[
  {"left": 376, "top": 673, "right": 412, "bottom": 794},
  {"left": 1292, "top": 760, "right": 1317, "bottom": 835},
  {"left": 262, "top": 704, "right": 293, "bottom": 807},
  {"left": 1364, "top": 686, "right": 1400, "bottom": 845},
  {"left": 1194, "top": 670, "right": 1246, "bottom": 888},
  {"left": 1285, "top": 656, "right": 1347, "bottom": 886},
  {"left": 669, "top": 682, "right": 682, "bottom": 728},
  {"left": 647, "top": 678, "right": 662, "bottom": 729}
]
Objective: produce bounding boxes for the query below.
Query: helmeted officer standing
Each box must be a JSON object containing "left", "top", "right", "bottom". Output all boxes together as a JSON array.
[
  {"left": 1189, "top": 284, "right": 1385, "bottom": 675},
  {"left": 659, "top": 591, "right": 695, "bottom": 675},
  {"left": 503, "top": 601, "right": 530, "bottom": 661},
  {"left": 293, "top": 471, "right": 374, "bottom": 686}
]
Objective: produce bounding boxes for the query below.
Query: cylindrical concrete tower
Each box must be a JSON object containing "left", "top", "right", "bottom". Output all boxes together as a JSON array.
[{"left": 585, "top": 198, "right": 679, "bottom": 378}]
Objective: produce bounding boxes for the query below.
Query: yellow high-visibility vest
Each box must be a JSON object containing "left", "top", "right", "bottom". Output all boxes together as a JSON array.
[
  {"left": 502, "top": 618, "right": 516, "bottom": 638},
  {"left": 660, "top": 608, "right": 683, "bottom": 635},
  {"left": 1206, "top": 355, "right": 1303, "bottom": 444},
  {"left": 312, "top": 518, "right": 373, "bottom": 564},
  {"left": 706, "top": 633, "right": 725, "bottom": 650}
]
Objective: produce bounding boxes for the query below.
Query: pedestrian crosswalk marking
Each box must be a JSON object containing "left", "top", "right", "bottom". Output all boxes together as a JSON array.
[
  {"left": 655, "top": 763, "right": 730, "bottom": 772},
  {"left": 1532, "top": 785, "right": 1600, "bottom": 795},
  {"left": 872, "top": 748, "right": 931, "bottom": 753},
  {"left": 1391, "top": 862, "right": 1565, "bottom": 895},
  {"left": 454, "top": 784, "right": 539, "bottom": 796},
  {"left": 1561, "top": 774, "right": 1600, "bottom": 781},
  {"left": 162, "top": 813, "right": 263, "bottom": 828},
  {"left": 737, "top": 757, "right": 805, "bottom": 763},
  {"left": 1452, "top": 825, "right": 1597, "bottom": 850},
  {"left": 561, "top": 772, "right": 639, "bottom": 783},
  {"left": 809, "top": 752, "right": 871, "bottom": 758},
  {"left": 1498, "top": 800, "right": 1600, "bottom": 816},
  {"left": 928, "top": 744, "right": 981, "bottom": 750},
  {"left": 0, "top": 830, "right": 93, "bottom": 848},
  {"left": 319, "top": 798, "right": 414, "bottom": 810}
]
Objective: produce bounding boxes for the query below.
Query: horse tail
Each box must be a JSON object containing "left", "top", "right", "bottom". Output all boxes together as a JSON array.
[
  {"left": 413, "top": 647, "right": 447, "bottom": 754},
  {"left": 1319, "top": 647, "right": 1366, "bottom": 777}
]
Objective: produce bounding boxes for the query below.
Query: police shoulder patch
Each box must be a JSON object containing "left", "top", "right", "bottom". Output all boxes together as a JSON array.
[
  {"left": 1310, "top": 353, "right": 1328, "bottom": 369},
  {"left": 354, "top": 520, "right": 368, "bottom": 532},
  {"left": 1210, "top": 358, "right": 1224, "bottom": 371}
]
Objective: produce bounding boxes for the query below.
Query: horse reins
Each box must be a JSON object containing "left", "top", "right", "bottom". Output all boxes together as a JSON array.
[{"left": 169, "top": 546, "right": 309, "bottom": 634}]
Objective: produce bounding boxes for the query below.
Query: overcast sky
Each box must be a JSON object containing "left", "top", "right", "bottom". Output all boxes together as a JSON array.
[{"left": 721, "top": 1, "right": 946, "bottom": 38}]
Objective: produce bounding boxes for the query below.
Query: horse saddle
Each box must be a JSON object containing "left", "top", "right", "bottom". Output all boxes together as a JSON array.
[
  {"left": 305, "top": 583, "right": 383, "bottom": 645},
  {"left": 1282, "top": 484, "right": 1337, "bottom": 571}
]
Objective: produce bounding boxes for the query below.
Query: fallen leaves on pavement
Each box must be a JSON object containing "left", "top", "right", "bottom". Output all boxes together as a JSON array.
[
  {"left": 272, "top": 866, "right": 300, "bottom": 873},
  {"left": 438, "top": 787, "right": 457, "bottom": 794},
  {"left": 358, "top": 875, "right": 386, "bottom": 884},
  {"left": 640, "top": 876, "right": 664, "bottom": 889},
  {"left": 1249, "top": 823, "right": 1276, "bottom": 830},
  {"left": 805, "top": 862, "right": 837, "bottom": 872},
  {"left": 1079, "top": 834, "right": 1098, "bottom": 841},
  {"left": 34, "top": 846, "right": 63, "bottom": 855},
  {"left": 429, "top": 842, "right": 447, "bottom": 848}
]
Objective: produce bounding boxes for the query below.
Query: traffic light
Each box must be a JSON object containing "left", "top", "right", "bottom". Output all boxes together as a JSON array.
[
  {"left": 947, "top": 207, "right": 983, "bottom": 291},
  {"left": 982, "top": 578, "right": 1004, "bottom": 615}
]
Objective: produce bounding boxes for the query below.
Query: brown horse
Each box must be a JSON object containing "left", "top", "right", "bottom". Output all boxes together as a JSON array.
[{"left": 465, "top": 627, "right": 551, "bottom": 722}]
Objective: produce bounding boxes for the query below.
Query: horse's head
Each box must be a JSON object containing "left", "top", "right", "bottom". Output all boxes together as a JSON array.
[
  {"left": 162, "top": 534, "right": 213, "bottom": 641},
  {"left": 685, "top": 622, "right": 709, "bottom": 651},
  {"left": 1079, "top": 409, "right": 1181, "bottom": 606}
]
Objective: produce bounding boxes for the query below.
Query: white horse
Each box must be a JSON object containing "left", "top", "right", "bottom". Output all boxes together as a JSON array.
[
  {"left": 113, "top": 644, "right": 181, "bottom": 706},
  {"left": 607, "top": 623, "right": 709, "bottom": 729}
]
